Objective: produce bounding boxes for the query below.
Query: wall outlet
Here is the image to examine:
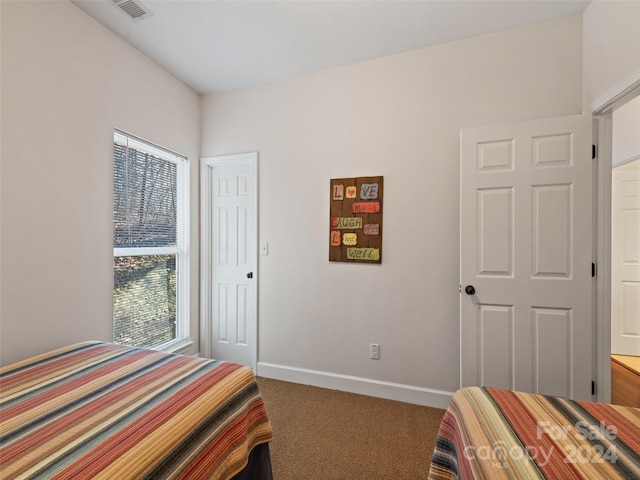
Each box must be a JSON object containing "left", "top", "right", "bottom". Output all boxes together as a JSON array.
[{"left": 370, "top": 343, "right": 380, "bottom": 360}]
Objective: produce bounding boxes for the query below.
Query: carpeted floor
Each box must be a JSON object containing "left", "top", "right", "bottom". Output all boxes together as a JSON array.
[{"left": 256, "top": 377, "right": 446, "bottom": 480}]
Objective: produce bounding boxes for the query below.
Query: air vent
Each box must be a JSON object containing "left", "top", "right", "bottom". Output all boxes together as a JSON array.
[{"left": 111, "top": 0, "right": 153, "bottom": 22}]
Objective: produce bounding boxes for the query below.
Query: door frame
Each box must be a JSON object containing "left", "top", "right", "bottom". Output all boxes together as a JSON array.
[
  {"left": 592, "top": 67, "right": 640, "bottom": 403},
  {"left": 200, "top": 152, "right": 258, "bottom": 370}
]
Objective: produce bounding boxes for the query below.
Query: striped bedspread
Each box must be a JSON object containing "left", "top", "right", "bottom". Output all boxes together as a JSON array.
[
  {"left": 429, "top": 387, "right": 640, "bottom": 480},
  {"left": 0, "top": 342, "right": 273, "bottom": 480}
]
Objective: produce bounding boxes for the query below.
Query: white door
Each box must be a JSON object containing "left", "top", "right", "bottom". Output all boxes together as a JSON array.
[
  {"left": 611, "top": 160, "right": 640, "bottom": 356},
  {"left": 201, "top": 153, "right": 257, "bottom": 369},
  {"left": 460, "top": 115, "right": 593, "bottom": 400}
]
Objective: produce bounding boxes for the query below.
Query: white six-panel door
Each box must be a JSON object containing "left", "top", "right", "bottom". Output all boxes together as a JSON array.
[
  {"left": 611, "top": 160, "right": 640, "bottom": 356},
  {"left": 460, "top": 115, "right": 593, "bottom": 400},
  {"left": 201, "top": 153, "right": 257, "bottom": 369}
]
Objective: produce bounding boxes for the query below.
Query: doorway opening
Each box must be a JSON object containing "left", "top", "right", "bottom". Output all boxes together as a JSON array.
[
  {"left": 609, "top": 96, "right": 640, "bottom": 408},
  {"left": 593, "top": 68, "right": 640, "bottom": 405}
]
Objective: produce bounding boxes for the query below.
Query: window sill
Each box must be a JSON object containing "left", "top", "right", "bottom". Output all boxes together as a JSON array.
[{"left": 157, "top": 338, "right": 195, "bottom": 356}]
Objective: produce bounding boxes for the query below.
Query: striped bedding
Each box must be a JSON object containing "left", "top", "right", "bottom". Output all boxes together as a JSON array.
[
  {"left": 0, "top": 342, "right": 273, "bottom": 480},
  {"left": 429, "top": 387, "right": 640, "bottom": 480}
]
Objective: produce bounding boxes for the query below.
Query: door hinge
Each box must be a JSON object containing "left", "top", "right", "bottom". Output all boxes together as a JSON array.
[
  {"left": 592, "top": 263, "right": 596, "bottom": 278},
  {"left": 592, "top": 380, "right": 596, "bottom": 396},
  {"left": 592, "top": 144, "right": 597, "bottom": 160}
]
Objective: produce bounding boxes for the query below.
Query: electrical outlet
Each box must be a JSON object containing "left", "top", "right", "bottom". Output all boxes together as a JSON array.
[{"left": 370, "top": 343, "right": 380, "bottom": 360}]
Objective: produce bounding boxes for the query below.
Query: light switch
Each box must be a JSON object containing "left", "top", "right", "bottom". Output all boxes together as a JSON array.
[{"left": 261, "top": 242, "right": 269, "bottom": 256}]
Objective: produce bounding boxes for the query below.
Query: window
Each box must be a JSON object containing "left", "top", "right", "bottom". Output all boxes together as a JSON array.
[{"left": 113, "top": 130, "right": 188, "bottom": 350}]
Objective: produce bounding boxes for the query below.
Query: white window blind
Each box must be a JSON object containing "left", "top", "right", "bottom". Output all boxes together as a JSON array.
[{"left": 113, "top": 130, "right": 188, "bottom": 350}]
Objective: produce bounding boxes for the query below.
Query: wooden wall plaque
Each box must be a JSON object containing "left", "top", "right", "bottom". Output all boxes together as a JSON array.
[{"left": 329, "top": 176, "right": 383, "bottom": 263}]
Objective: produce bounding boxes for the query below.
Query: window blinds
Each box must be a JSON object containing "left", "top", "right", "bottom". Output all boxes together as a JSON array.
[{"left": 113, "top": 134, "right": 184, "bottom": 249}]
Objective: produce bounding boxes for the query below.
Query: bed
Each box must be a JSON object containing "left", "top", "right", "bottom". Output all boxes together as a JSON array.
[
  {"left": 0, "top": 341, "right": 273, "bottom": 480},
  {"left": 429, "top": 386, "right": 640, "bottom": 479}
]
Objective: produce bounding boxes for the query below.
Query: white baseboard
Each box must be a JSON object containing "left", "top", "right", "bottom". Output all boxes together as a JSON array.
[{"left": 256, "top": 362, "right": 454, "bottom": 410}]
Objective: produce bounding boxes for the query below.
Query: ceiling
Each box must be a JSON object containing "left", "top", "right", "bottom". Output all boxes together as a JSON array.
[{"left": 71, "top": 0, "right": 591, "bottom": 95}]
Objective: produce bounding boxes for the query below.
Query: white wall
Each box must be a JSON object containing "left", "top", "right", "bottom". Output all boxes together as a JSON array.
[
  {"left": 5, "top": 2, "right": 632, "bottom": 406},
  {"left": 201, "top": 15, "right": 584, "bottom": 406},
  {"left": 0, "top": 1, "right": 200, "bottom": 365},
  {"left": 612, "top": 95, "right": 640, "bottom": 166},
  {"left": 583, "top": 0, "right": 640, "bottom": 109}
]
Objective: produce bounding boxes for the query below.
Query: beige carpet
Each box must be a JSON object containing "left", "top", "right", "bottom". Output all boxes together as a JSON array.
[{"left": 256, "top": 377, "right": 446, "bottom": 480}]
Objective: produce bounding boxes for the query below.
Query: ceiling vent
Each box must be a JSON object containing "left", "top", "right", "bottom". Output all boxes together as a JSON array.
[{"left": 111, "top": 0, "right": 153, "bottom": 22}]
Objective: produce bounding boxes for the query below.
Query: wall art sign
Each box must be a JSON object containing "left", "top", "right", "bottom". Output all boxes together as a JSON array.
[{"left": 329, "top": 176, "right": 383, "bottom": 263}]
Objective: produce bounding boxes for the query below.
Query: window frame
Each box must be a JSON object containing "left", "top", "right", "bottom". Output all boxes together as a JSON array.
[{"left": 113, "top": 129, "right": 190, "bottom": 352}]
